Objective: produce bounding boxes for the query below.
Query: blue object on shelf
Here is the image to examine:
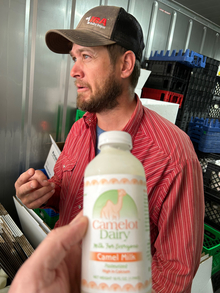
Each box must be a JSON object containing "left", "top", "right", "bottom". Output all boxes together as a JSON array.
[
  {"left": 188, "top": 117, "right": 205, "bottom": 143},
  {"left": 44, "top": 208, "right": 59, "bottom": 217},
  {"left": 188, "top": 117, "right": 220, "bottom": 153},
  {"left": 149, "top": 49, "right": 207, "bottom": 68}
]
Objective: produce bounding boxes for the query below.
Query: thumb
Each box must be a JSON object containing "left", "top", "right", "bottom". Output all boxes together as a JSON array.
[{"left": 33, "top": 215, "right": 88, "bottom": 270}]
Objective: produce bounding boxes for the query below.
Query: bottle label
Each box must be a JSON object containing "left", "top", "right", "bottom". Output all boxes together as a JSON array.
[{"left": 81, "top": 174, "right": 152, "bottom": 293}]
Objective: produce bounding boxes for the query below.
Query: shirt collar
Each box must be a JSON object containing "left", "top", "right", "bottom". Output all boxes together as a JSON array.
[
  {"left": 83, "top": 111, "right": 97, "bottom": 127},
  {"left": 122, "top": 95, "right": 144, "bottom": 138},
  {"left": 82, "top": 95, "right": 144, "bottom": 138}
]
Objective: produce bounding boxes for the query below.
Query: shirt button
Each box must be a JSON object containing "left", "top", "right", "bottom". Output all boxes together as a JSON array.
[
  {"left": 63, "top": 165, "right": 65, "bottom": 168},
  {"left": 78, "top": 205, "right": 81, "bottom": 209}
]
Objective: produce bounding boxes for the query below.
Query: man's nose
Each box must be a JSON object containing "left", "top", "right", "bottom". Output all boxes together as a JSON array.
[{"left": 70, "top": 62, "right": 84, "bottom": 79}]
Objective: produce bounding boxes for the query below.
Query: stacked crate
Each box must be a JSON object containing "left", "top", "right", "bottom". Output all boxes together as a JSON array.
[
  {"left": 187, "top": 76, "right": 220, "bottom": 154},
  {"left": 188, "top": 117, "right": 220, "bottom": 153},
  {"left": 141, "top": 49, "right": 208, "bottom": 124},
  {"left": 208, "top": 76, "right": 220, "bottom": 120},
  {"left": 141, "top": 49, "right": 220, "bottom": 133},
  {"left": 148, "top": 49, "right": 206, "bottom": 68},
  {"left": 141, "top": 60, "right": 191, "bottom": 109},
  {"left": 176, "top": 57, "right": 219, "bottom": 132},
  {"left": 198, "top": 153, "right": 220, "bottom": 291}
]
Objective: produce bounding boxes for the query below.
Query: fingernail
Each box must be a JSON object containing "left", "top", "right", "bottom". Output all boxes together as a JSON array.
[
  {"left": 28, "top": 169, "right": 33, "bottom": 176},
  {"left": 51, "top": 183, "right": 55, "bottom": 188},
  {"left": 30, "top": 183, "right": 34, "bottom": 188}
]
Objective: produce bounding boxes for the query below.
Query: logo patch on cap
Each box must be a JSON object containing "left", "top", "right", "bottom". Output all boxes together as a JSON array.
[{"left": 85, "top": 16, "right": 107, "bottom": 29}]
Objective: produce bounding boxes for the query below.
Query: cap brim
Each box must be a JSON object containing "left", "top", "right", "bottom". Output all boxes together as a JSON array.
[{"left": 45, "top": 29, "right": 116, "bottom": 54}]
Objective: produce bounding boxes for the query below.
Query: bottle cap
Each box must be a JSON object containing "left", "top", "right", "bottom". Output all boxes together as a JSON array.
[{"left": 98, "top": 131, "right": 132, "bottom": 150}]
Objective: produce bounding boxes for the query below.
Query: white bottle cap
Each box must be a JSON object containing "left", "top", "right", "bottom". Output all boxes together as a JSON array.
[{"left": 98, "top": 131, "right": 132, "bottom": 150}]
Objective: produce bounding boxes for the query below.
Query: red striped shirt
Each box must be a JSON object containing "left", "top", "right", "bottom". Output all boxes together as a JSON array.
[{"left": 47, "top": 96, "right": 204, "bottom": 293}]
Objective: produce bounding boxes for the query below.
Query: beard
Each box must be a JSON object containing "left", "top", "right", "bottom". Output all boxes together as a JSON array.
[{"left": 76, "top": 69, "right": 123, "bottom": 113}]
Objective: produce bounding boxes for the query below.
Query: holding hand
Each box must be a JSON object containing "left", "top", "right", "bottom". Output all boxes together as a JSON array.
[
  {"left": 9, "top": 211, "right": 88, "bottom": 293},
  {"left": 15, "top": 168, "right": 55, "bottom": 209}
]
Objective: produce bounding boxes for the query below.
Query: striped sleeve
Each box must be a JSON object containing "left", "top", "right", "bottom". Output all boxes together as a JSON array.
[{"left": 151, "top": 158, "right": 204, "bottom": 292}]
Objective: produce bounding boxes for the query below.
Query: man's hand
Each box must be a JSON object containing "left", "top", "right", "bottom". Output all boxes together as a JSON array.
[
  {"left": 9, "top": 212, "right": 88, "bottom": 293},
  {"left": 15, "top": 168, "right": 55, "bottom": 209}
]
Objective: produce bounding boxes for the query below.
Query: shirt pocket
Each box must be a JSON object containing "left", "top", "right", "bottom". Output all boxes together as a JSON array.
[{"left": 60, "top": 155, "right": 77, "bottom": 196}]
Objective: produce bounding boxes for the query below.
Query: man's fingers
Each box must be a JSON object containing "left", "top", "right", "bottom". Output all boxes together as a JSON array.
[
  {"left": 15, "top": 169, "right": 50, "bottom": 191},
  {"left": 24, "top": 189, "right": 55, "bottom": 209},
  {"left": 15, "top": 168, "right": 35, "bottom": 190},
  {"left": 15, "top": 169, "right": 55, "bottom": 208},
  {"left": 30, "top": 169, "right": 50, "bottom": 185},
  {"left": 16, "top": 179, "right": 54, "bottom": 199}
]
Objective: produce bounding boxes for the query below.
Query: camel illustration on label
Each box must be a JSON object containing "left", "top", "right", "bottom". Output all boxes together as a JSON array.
[
  {"left": 101, "top": 189, "right": 126, "bottom": 220},
  {"left": 93, "top": 189, "right": 138, "bottom": 220}
]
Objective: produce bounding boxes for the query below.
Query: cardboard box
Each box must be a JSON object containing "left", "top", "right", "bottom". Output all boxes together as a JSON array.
[
  {"left": 191, "top": 254, "right": 213, "bottom": 293},
  {"left": 135, "top": 68, "right": 151, "bottom": 98},
  {"left": 44, "top": 135, "right": 64, "bottom": 178},
  {"left": 13, "top": 196, "right": 50, "bottom": 248},
  {"left": 140, "top": 98, "right": 179, "bottom": 124}
]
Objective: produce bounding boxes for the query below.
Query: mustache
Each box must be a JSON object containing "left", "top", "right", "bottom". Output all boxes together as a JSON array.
[{"left": 74, "top": 80, "right": 91, "bottom": 89}]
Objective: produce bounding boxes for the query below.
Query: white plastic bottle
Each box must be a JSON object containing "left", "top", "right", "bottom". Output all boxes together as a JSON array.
[{"left": 81, "top": 131, "right": 152, "bottom": 293}]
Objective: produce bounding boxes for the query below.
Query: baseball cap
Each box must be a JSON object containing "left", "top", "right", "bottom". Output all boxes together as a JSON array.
[{"left": 45, "top": 5, "right": 145, "bottom": 61}]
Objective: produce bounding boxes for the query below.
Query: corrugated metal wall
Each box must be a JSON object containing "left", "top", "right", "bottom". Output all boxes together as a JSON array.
[{"left": 0, "top": 0, "right": 220, "bottom": 223}]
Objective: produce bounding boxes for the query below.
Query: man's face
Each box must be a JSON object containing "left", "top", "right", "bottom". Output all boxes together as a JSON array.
[{"left": 70, "top": 44, "right": 123, "bottom": 113}]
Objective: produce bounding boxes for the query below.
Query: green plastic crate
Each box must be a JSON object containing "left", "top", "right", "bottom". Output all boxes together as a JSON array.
[
  {"left": 75, "top": 109, "right": 86, "bottom": 122},
  {"left": 34, "top": 208, "right": 59, "bottom": 229},
  {"left": 203, "top": 224, "right": 220, "bottom": 275}
]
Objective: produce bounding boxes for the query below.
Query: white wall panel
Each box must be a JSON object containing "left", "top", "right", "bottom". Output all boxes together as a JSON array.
[{"left": 0, "top": 0, "right": 26, "bottom": 223}]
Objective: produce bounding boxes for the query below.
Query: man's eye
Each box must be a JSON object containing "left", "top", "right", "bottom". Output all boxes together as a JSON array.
[{"left": 83, "top": 54, "right": 90, "bottom": 60}]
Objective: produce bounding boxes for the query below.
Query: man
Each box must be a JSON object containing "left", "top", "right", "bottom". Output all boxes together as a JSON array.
[{"left": 15, "top": 5, "right": 204, "bottom": 292}]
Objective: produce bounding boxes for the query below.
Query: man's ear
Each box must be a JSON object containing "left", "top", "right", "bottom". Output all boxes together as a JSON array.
[{"left": 121, "top": 51, "right": 136, "bottom": 79}]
